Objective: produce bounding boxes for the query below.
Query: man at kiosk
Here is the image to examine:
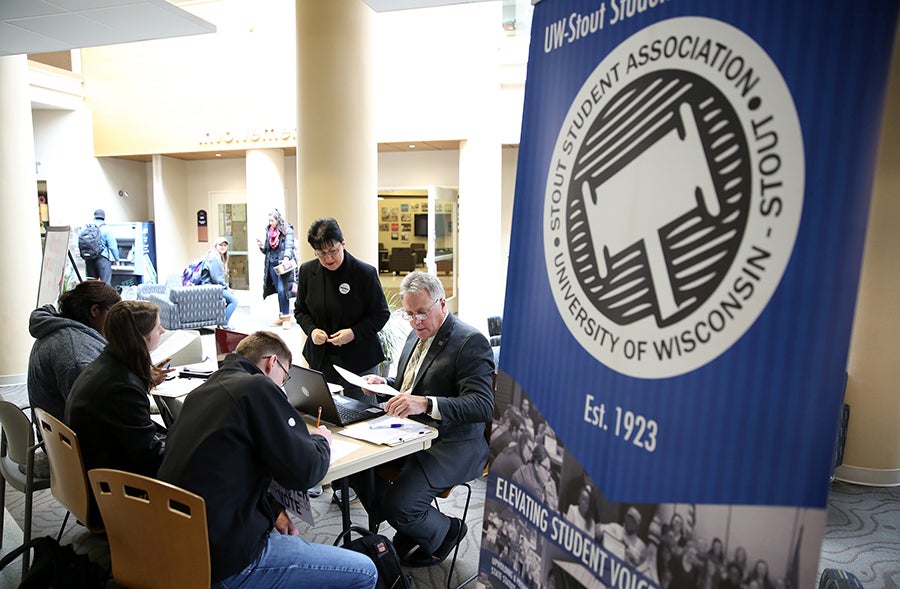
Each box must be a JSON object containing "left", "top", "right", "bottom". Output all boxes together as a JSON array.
[
  {"left": 157, "top": 331, "right": 377, "bottom": 588},
  {"left": 356, "top": 271, "right": 494, "bottom": 567}
]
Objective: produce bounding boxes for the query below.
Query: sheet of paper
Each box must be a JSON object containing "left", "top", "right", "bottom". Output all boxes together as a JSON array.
[
  {"left": 338, "top": 414, "right": 430, "bottom": 446},
  {"left": 334, "top": 364, "right": 400, "bottom": 397},
  {"left": 329, "top": 437, "right": 357, "bottom": 464}
]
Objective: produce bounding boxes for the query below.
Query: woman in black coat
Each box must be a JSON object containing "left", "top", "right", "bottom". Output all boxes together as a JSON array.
[{"left": 294, "top": 217, "right": 389, "bottom": 403}]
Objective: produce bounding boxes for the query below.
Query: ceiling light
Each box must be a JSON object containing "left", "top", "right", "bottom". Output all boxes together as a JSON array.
[
  {"left": 215, "top": 153, "right": 222, "bottom": 157},
  {"left": 408, "top": 144, "right": 416, "bottom": 149}
]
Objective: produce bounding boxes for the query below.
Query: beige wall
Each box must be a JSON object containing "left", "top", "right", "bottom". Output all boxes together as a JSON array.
[{"left": 836, "top": 24, "right": 900, "bottom": 486}]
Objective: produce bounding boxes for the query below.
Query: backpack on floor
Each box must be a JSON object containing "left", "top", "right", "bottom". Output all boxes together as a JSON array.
[
  {"left": 77, "top": 225, "right": 103, "bottom": 260},
  {"left": 335, "top": 526, "right": 412, "bottom": 589},
  {"left": 182, "top": 258, "right": 206, "bottom": 286},
  {"left": 0, "top": 535, "right": 108, "bottom": 589}
]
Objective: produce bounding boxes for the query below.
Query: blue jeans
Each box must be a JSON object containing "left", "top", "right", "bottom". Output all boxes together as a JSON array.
[
  {"left": 268, "top": 265, "right": 291, "bottom": 315},
  {"left": 214, "top": 531, "right": 377, "bottom": 589},
  {"left": 222, "top": 288, "right": 238, "bottom": 324}
]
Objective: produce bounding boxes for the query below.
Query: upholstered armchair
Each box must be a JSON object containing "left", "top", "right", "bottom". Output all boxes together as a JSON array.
[
  {"left": 137, "top": 279, "right": 225, "bottom": 330},
  {"left": 389, "top": 247, "right": 418, "bottom": 275}
]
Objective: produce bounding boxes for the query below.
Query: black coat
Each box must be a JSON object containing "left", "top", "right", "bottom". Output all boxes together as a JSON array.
[{"left": 293, "top": 251, "right": 390, "bottom": 373}]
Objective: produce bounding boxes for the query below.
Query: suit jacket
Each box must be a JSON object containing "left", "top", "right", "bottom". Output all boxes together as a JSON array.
[{"left": 389, "top": 313, "right": 495, "bottom": 488}]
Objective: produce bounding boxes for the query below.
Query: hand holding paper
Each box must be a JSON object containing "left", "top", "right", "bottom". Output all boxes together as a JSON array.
[{"left": 334, "top": 365, "right": 400, "bottom": 397}]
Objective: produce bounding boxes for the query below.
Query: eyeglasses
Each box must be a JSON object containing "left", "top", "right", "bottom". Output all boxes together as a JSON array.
[
  {"left": 400, "top": 299, "right": 441, "bottom": 322},
  {"left": 264, "top": 355, "right": 291, "bottom": 385},
  {"left": 314, "top": 246, "right": 342, "bottom": 259}
]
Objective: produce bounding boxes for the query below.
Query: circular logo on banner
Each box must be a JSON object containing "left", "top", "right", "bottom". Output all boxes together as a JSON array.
[
  {"left": 543, "top": 17, "right": 804, "bottom": 379},
  {"left": 339, "top": 283, "right": 351, "bottom": 295}
]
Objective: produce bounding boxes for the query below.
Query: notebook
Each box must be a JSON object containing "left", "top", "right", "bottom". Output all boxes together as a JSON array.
[{"left": 285, "top": 365, "right": 383, "bottom": 426}]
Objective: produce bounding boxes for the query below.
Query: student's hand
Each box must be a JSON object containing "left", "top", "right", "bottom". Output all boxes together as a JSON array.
[
  {"left": 327, "top": 329, "right": 355, "bottom": 347},
  {"left": 275, "top": 510, "right": 299, "bottom": 536},
  {"left": 151, "top": 358, "right": 175, "bottom": 386},
  {"left": 311, "top": 328, "right": 328, "bottom": 345},
  {"left": 311, "top": 425, "right": 332, "bottom": 446},
  {"left": 385, "top": 394, "right": 427, "bottom": 418}
]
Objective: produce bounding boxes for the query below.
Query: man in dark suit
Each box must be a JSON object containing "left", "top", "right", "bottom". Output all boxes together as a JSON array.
[{"left": 357, "top": 271, "right": 494, "bottom": 567}]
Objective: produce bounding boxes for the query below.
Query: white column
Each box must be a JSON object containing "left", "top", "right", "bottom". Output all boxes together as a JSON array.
[
  {"left": 0, "top": 56, "right": 43, "bottom": 381},
  {"left": 246, "top": 148, "right": 286, "bottom": 320},
  {"left": 458, "top": 137, "right": 503, "bottom": 337},
  {"left": 295, "top": 0, "right": 377, "bottom": 266}
]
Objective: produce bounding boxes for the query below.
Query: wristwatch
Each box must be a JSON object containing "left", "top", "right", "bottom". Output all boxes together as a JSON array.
[{"left": 425, "top": 397, "right": 433, "bottom": 416}]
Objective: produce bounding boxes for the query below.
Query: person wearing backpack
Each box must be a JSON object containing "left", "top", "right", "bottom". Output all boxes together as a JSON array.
[
  {"left": 79, "top": 209, "right": 119, "bottom": 285},
  {"left": 202, "top": 236, "right": 238, "bottom": 329}
]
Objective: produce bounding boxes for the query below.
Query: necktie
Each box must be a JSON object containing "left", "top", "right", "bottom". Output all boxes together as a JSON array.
[{"left": 400, "top": 339, "right": 427, "bottom": 393}]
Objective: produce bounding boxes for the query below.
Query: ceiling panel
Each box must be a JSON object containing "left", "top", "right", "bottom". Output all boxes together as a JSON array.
[{"left": 0, "top": 0, "right": 215, "bottom": 57}]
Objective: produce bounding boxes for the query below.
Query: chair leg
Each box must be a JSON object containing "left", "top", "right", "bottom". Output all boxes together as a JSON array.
[
  {"left": 56, "top": 511, "right": 71, "bottom": 543},
  {"left": 445, "top": 483, "right": 472, "bottom": 589}
]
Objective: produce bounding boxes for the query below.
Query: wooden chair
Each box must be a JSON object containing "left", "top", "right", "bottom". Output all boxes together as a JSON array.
[
  {"left": 88, "top": 468, "right": 210, "bottom": 589},
  {"left": 0, "top": 401, "right": 51, "bottom": 577},
  {"left": 32, "top": 408, "right": 104, "bottom": 539}
]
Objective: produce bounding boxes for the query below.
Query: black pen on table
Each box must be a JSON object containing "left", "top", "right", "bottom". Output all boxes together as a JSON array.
[{"left": 316, "top": 406, "right": 322, "bottom": 428}]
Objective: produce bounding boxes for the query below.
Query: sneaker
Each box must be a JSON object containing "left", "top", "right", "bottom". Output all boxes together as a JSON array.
[
  {"left": 308, "top": 485, "right": 323, "bottom": 498},
  {"left": 282, "top": 318, "right": 291, "bottom": 330},
  {"left": 332, "top": 487, "right": 358, "bottom": 504},
  {"left": 271, "top": 317, "right": 284, "bottom": 326}
]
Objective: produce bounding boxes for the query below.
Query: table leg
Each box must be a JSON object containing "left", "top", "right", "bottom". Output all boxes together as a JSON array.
[{"left": 337, "top": 477, "right": 351, "bottom": 545}]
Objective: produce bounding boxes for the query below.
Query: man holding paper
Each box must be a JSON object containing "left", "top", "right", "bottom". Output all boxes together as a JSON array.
[{"left": 355, "top": 271, "right": 495, "bottom": 567}]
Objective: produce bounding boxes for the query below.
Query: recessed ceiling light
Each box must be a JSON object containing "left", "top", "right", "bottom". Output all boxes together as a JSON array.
[{"left": 408, "top": 144, "right": 416, "bottom": 149}]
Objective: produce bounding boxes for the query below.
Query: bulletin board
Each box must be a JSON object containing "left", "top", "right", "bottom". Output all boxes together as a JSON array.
[{"left": 37, "top": 226, "right": 71, "bottom": 307}]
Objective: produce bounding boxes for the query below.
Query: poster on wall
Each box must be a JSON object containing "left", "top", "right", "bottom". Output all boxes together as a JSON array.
[{"left": 479, "top": 3, "right": 898, "bottom": 589}]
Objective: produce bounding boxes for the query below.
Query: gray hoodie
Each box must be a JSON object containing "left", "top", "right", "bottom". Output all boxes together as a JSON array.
[{"left": 28, "top": 305, "right": 107, "bottom": 421}]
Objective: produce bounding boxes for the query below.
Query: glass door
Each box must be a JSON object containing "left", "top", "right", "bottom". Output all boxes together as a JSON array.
[
  {"left": 427, "top": 185, "right": 458, "bottom": 303},
  {"left": 209, "top": 191, "right": 249, "bottom": 291}
]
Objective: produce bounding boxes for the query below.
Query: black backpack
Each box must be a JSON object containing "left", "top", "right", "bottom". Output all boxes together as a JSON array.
[
  {"left": 0, "top": 535, "right": 108, "bottom": 588},
  {"left": 78, "top": 225, "right": 103, "bottom": 260},
  {"left": 335, "top": 526, "right": 412, "bottom": 589}
]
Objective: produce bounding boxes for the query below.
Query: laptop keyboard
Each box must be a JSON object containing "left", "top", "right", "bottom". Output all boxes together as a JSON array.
[{"left": 335, "top": 404, "right": 370, "bottom": 425}]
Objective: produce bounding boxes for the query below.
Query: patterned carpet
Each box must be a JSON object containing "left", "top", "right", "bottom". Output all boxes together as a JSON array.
[{"left": 2, "top": 375, "right": 897, "bottom": 589}]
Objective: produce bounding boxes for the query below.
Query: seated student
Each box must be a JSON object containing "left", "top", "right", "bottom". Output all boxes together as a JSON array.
[
  {"left": 356, "top": 271, "right": 494, "bottom": 567},
  {"left": 65, "top": 300, "right": 171, "bottom": 483},
  {"left": 28, "top": 279, "right": 121, "bottom": 422},
  {"left": 157, "top": 331, "right": 377, "bottom": 588},
  {"left": 202, "top": 236, "right": 238, "bottom": 328}
]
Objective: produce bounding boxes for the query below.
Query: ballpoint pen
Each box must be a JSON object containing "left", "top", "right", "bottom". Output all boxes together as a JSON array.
[
  {"left": 316, "top": 406, "right": 322, "bottom": 428},
  {"left": 370, "top": 423, "right": 403, "bottom": 429}
]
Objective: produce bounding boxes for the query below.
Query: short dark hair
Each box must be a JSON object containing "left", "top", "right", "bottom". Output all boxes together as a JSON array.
[
  {"left": 235, "top": 331, "right": 292, "bottom": 366},
  {"left": 58, "top": 280, "right": 121, "bottom": 326},
  {"left": 307, "top": 218, "right": 344, "bottom": 250}
]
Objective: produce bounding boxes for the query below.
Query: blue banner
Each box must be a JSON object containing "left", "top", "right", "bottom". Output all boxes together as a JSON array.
[{"left": 479, "top": 2, "right": 897, "bottom": 588}]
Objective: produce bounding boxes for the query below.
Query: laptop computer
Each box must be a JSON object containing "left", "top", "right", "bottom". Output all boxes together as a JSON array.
[{"left": 285, "top": 365, "right": 383, "bottom": 426}]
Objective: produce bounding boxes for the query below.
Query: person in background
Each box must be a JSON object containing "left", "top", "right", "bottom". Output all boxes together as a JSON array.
[
  {"left": 256, "top": 209, "right": 296, "bottom": 328},
  {"left": 356, "top": 271, "right": 494, "bottom": 568},
  {"left": 28, "top": 279, "right": 121, "bottom": 422},
  {"left": 157, "top": 331, "right": 377, "bottom": 589},
  {"left": 203, "top": 236, "right": 238, "bottom": 329},
  {"left": 294, "top": 217, "right": 389, "bottom": 403},
  {"left": 84, "top": 209, "right": 119, "bottom": 285},
  {"left": 65, "top": 300, "right": 173, "bottom": 524}
]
